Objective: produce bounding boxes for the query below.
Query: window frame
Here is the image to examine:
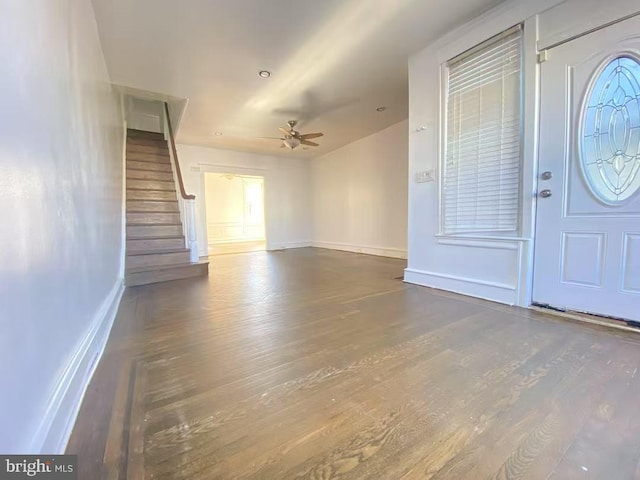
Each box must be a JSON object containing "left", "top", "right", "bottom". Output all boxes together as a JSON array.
[{"left": 438, "top": 24, "right": 526, "bottom": 237}]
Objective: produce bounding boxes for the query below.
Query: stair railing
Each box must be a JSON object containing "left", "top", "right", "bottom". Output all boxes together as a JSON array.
[{"left": 162, "top": 102, "right": 199, "bottom": 263}]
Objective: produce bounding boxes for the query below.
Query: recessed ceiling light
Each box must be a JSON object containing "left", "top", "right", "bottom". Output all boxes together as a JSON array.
[
  {"left": 213, "top": 132, "right": 223, "bottom": 136},
  {"left": 258, "top": 70, "right": 271, "bottom": 78},
  {"left": 376, "top": 106, "right": 387, "bottom": 112}
]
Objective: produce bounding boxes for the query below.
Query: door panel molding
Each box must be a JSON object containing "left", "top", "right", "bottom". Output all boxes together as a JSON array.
[
  {"left": 560, "top": 232, "right": 606, "bottom": 288},
  {"left": 621, "top": 233, "right": 640, "bottom": 293}
]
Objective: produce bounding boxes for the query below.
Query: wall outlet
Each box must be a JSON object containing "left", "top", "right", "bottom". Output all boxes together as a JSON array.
[{"left": 415, "top": 170, "right": 435, "bottom": 183}]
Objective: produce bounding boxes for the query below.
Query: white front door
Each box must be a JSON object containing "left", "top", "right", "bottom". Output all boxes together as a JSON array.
[{"left": 533, "top": 15, "right": 640, "bottom": 322}]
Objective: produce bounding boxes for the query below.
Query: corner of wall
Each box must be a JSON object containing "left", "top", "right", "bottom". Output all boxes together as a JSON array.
[
  {"left": 267, "top": 241, "right": 313, "bottom": 251},
  {"left": 119, "top": 95, "right": 128, "bottom": 281}
]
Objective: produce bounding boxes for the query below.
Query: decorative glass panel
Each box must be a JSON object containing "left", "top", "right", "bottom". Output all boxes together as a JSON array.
[{"left": 580, "top": 56, "right": 640, "bottom": 205}]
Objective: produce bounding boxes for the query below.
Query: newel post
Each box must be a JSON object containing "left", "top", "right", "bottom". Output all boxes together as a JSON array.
[{"left": 186, "top": 199, "right": 198, "bottom": 263}]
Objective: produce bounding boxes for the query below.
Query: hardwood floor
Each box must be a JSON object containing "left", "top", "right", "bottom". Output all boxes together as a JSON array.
[{"left": 67, "top": 248, "right": 640, "bottom": 479}]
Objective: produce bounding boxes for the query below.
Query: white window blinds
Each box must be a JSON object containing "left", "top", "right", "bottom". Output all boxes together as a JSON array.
[{"left": 443, "top": 26, "right": 523, "bottom": 234}]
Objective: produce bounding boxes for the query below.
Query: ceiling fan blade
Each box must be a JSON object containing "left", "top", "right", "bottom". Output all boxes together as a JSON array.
[
  {"left": 279, "top": 127, "right": 291, "bottom": 136},
  {"left": 300, "top": 133, "right": 324, "bottom": 140},
  {"left": 257, "top": 136, "right": 284, "bottom": 140},
  {"left": 301, "top": 140, "right": 319, "bottom": 147}
]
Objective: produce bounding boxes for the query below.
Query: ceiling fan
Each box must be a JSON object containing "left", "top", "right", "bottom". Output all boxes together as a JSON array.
[{"left": 262, "top": 120, "right": 324, "bottom": 150}]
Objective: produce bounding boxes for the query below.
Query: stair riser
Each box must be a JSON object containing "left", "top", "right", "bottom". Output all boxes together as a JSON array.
[
  {"left": 127, "top": 160, "right": 172, "bottom": 172},
  {"left": 127, "top": 145, "right": 169, "bottom": 156},
  {"left": 127, "top": 251, "right": 190, "bottom": 269},
  {"left": 127, "top": 179, "right": 176, "bottom": 191},
  {"left": 126, "top": 190, "right": 177, "bottom": 201},
  {"left": 126, "top": 152, "right": 170, "bottom": 164},
  {"left": 127, "top": 137, "right": 168, "bottom": 147},
  {"left": 127, "top": 212, "right": 181, "bottom": 225},
  {"left": 126, "top": 263, "right": 208, "bottom": 287},
  {"left": 127, "top": 169, "right": 174, "bottom": 182},
  {"left": 127, "top": 238, "right": 185, "bottom": 253},
  {"left": 127, "top": 201, "right": 179, "bottom": 213},
  {"left": 127, "top": 129, "right": 165, "bottom": 140},
  {"left": 127, "top": 225, "right": 183, "bottom": 238}
]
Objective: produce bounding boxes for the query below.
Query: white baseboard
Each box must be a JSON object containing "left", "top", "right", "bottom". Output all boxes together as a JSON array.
[
  {"left": 312, "top": 241, "right": 408, "bottom": 259},
  {"left": 30, "top": 280, "right": 125, "bottom": 453},
  {"left": 209, "top": 239, "right": 265, "bottom": 246},
  {"left": 268, "top": 241, "right": 312, "bottom": 251},
  {"left": 404, "top": 268, "right": 517, "bottom": 305}
]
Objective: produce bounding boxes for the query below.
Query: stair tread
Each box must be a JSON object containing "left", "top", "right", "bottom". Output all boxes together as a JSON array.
[
  {"left": 127, "top": 151, "right": 171, "bottom": 157},
  {"left": 126, "top": 199, "right": 178, "bottom": 203},
  {"left": 127, "top": 213, "right": 180, "bottom": 218},
  {"left": 127, "top": 141, "right": 168, "bottom": 146},
  {"left": 127, "top": 136, "right": 166, "bottom": 142},
  {"left": 127, "top": 181, "right": 175, "bottom": 185},
  {"left": 125, "top": 191, "right": 176, "bottom": 197},
  {"left": 126, "top": 214, "right": 179, "bottom": 217},
  {"left": 127, "top": 138, "right": 165, "bottom": 143},
  {"left": 127, "top": 248, "right": 189, "bottom": 257},
  {"left": 126, "top": 208, "right": 179, "bottom": 212},
  {"left": 127, "top": 180, "right": 174, "bottom": 183},
  {"left": 126, "top": 155, "right": 170, "bottom": 160},
  {"left": 127, "top": 160, "right": 172, "bottom": 167},
  {"left": 127, "top": 129, "right": 164, "bottom": 137},
  {"left": 126, "top": 167, "right": 173, "bottom": 173},
  {"left": 126, "top": 152, "right": 170, "bottom": 158},
  {"left": 126, "top": 151, "right": 170, "bottom": 157},
  {"left": 127, "top": 235, "right": 184, "bottom": 240},
  {"left": 127, "top": 223, "right": 182, "bottom": 227},
  {"left": 126, "top": 259, "right": 209, "bottom": 274}
]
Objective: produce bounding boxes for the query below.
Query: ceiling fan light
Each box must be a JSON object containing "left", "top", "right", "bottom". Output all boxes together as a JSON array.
[{"left": 282, "top": 137, "right": 301, "bottom": 149}]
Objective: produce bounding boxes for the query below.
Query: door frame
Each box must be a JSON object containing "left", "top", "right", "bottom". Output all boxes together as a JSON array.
[
  {"left": 530, "top": 11, "right": 640, "bottom": 313},
  {"left": 196, "top": 163, "right": 273, "bottom": 253},
  {"left": 202, "top": 171, "right": 266, "bottom": 255}
]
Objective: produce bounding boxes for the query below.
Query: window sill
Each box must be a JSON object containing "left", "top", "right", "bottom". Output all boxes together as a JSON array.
[{"left": 435, "top": 234, "right": 531, "bottom": 242}]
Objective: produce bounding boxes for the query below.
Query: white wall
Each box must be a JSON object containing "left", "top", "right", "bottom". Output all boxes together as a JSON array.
[
  {"left": 311, "top": 120, "right": 409, "bottom": 259},
  {"left": 125, "top": 97, "right": 164, "bottom": 133},
  {"left": 0, "top": 0, "right": 124, "bottom": 452},
  {"left": 177, "top": 145, "right": 311, "bottom": 254},
  {"left": 404, "top": 0, "right": 640, "bottom": 306}
]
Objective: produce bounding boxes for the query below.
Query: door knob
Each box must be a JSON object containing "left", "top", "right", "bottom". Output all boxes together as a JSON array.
[
  {"left": 541, "top": 171, "right": 553, "bottom": 180},
  {"left": 539, "top": 189, "right": 552, "bottom": 198}
]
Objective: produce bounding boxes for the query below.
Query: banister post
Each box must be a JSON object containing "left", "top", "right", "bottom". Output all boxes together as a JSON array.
[{"left": 186, "top": 199, "right": 199, "bottom": 263}]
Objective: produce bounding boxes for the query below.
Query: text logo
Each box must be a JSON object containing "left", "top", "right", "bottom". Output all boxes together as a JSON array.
[{"left": 0, "top": 456, "right": 77, "bottom": 479}]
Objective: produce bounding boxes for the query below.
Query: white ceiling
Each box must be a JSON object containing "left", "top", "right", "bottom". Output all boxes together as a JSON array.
[{"left": 92, "top": 0, "right": 504, "bottom": 158}]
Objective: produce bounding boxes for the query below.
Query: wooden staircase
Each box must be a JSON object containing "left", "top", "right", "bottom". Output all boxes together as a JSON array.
[{"left": 125, "top": 129, "right": 208, "bottom": 286}]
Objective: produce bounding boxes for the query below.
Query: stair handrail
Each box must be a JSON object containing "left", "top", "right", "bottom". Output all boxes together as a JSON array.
[
  {"left": 164, "top": 102, "right": 195, "bottom": 200},
  {"left": 163, "top": 102, "right": 199, "bottom": 263}
]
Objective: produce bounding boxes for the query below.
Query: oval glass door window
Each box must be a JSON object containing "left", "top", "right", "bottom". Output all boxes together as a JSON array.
[{"left": 580, "top": 56, "right": 640, "bottom": 205}]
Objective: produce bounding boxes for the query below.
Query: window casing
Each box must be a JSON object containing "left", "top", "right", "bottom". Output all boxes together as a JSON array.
[{"left": 442, "top": 25, "right": 523, "bottom": 235}]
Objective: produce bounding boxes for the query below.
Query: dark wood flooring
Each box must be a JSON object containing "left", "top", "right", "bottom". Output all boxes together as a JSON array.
[{"left": 67, "top": 248, "right": 640, "bottom": 479}]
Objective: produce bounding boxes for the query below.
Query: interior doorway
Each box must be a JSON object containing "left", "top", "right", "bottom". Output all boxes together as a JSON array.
[{"left": 204, "top": 173, "right": 266, "bottom": 255}]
